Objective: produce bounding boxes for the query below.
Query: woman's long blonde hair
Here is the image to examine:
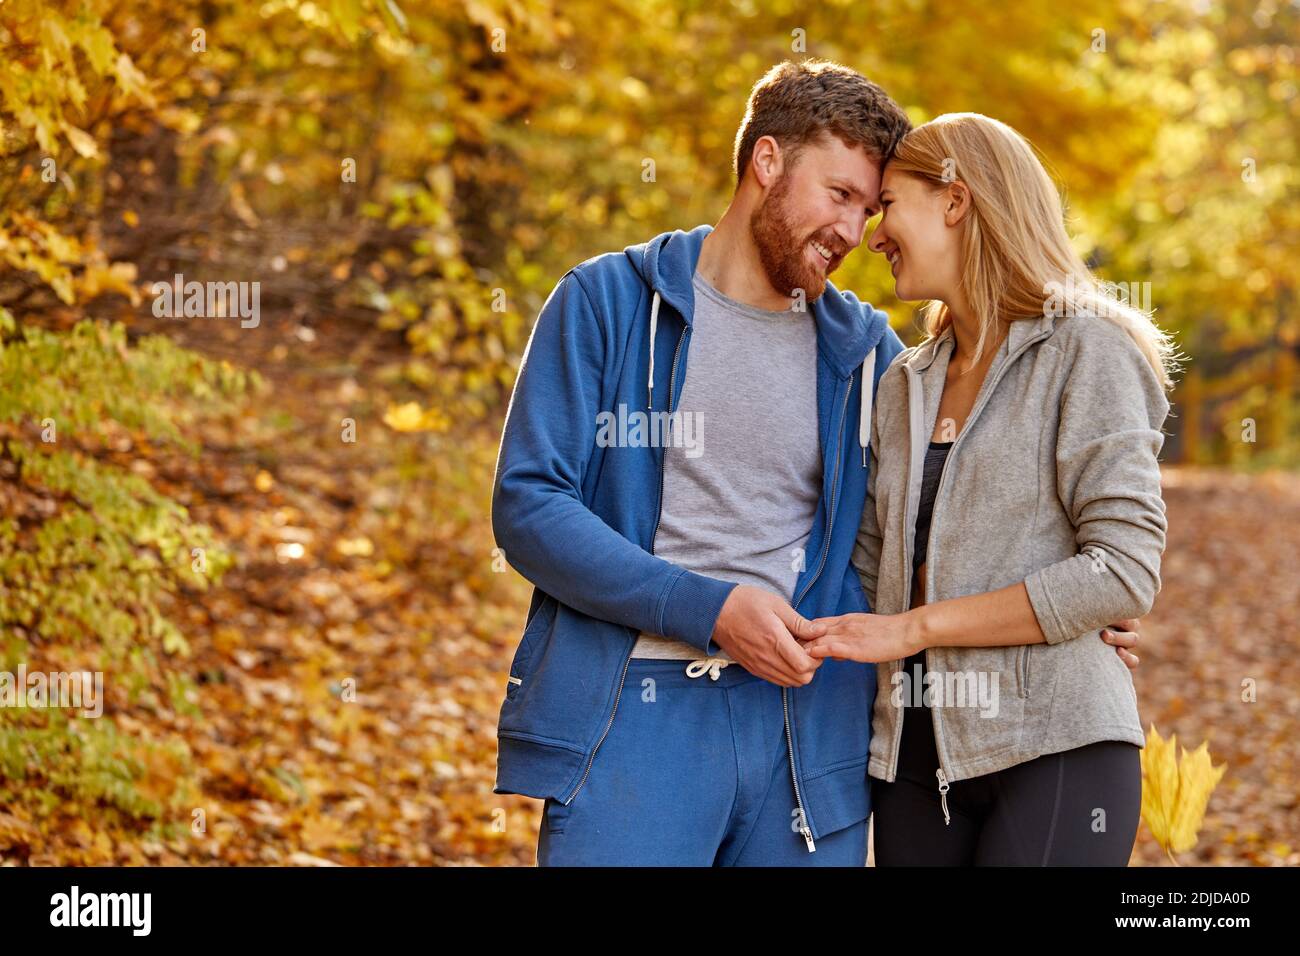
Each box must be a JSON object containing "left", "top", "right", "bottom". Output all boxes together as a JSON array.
[{"left": 888, "top": 112, "right": 1181, "bottom": 390}]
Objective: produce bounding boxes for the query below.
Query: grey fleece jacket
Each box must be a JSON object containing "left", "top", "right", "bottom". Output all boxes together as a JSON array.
[{"left": 853, "top": 310, "right": 1171, "bottom": 783}]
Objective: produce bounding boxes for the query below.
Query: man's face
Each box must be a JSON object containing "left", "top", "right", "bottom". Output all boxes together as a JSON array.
[{"left": 749, "top": 132, "right": 883, "bottom": 302}]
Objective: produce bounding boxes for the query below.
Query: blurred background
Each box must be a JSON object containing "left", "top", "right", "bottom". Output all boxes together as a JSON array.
[{"left": 0, "top": 0, "right": 1295, "bottom": 866}]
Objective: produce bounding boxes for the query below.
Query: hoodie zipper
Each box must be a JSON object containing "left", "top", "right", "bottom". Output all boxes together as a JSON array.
[
  {"left": 893, "top": 325, "right": 1056, "bottom": 814},
  {"left": 564, "top": 324, "right": 688, "bottom": 806},
  {"left": 784, "top": 372, "right": 853, "bottom": 853}
]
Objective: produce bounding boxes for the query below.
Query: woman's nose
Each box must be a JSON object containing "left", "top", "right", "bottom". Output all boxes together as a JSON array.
[{"left": 868, "top": 223, "right": 888, "bottom": 254}]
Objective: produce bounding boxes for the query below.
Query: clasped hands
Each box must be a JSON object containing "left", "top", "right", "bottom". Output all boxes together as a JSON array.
[{"left": 710, "top": 585, "right": 1140, "bottom": 689}]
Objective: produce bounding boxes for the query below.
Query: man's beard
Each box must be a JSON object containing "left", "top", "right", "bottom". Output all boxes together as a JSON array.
[{"left": 749, "top": 174, "right": 845, "bottom": 303}]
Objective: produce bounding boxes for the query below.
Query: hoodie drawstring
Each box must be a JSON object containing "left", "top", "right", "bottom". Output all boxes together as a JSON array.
[
  {"left": 647, "top": 290, "right": 661, "bottom": 409},
  {"left": 859, "top": 347, "right": 876, "bottom": 467}
]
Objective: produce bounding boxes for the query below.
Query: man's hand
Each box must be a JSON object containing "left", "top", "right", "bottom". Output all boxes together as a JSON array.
[
  {"left": 710, "top": 585, "right": 824, "bottom": 687},
  {"left": 1101, "top": 617, "right": 1141, "bottom": 670}
]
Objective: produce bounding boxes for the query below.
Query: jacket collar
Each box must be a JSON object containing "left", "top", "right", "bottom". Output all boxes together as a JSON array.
[{"left": 903, "top": 312, "right": 1058, "bottom": 373}]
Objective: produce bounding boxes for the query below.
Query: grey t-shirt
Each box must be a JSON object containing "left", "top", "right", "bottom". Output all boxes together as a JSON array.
[{"left": 633, "top": 271, "right": 822, "bottom": 660}]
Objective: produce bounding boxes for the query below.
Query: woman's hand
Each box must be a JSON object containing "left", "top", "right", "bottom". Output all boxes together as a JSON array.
[
  {"left": 1102, "top": 618, "right": 1141, "bottom": 670},
  {"left": 805, "top": 605, "right": 1143, "bottom": 668},
  {"left": 802, "top": 612, "right": 923, "bottom": 664}
]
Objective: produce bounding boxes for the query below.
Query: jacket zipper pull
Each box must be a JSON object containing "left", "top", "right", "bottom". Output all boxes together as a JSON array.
[
  {"left": 801, "top": 823, "right": 817, "bottom": 853},
  {"left": 936, "top": 768, "right": 951, "bottom": 826}
]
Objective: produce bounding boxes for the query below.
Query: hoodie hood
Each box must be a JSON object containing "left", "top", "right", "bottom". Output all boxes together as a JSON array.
[
  {"left": 624, "top": 223, "right": 892, "bottom": 461},
  {"left": 624, "top": 224, "right": 891, "bottom": 378}
]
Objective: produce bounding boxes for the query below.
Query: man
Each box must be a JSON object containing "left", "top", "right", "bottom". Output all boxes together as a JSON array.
[{"left": 491, "top": 60, "right": 1138, "bottom": 866}]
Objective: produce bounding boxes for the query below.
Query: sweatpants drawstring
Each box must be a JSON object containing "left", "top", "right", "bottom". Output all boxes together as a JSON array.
[{"left": 685, "top": 657, "right": 732, "bottom": 681}]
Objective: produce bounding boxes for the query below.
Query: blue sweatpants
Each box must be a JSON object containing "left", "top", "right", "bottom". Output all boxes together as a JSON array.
[{"left": 536, "top": 659, "right": 868, "bottom": 866}]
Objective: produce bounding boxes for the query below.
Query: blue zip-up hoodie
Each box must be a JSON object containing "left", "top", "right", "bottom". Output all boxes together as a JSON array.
[{"left": 491, "top": 223, "right": 905, "bottom": 843}]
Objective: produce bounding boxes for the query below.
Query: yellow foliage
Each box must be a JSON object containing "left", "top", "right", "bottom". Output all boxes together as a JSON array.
[
  {"left": 1140, "top": 725, "right": 1227, "bottom": 862},
  {"left": 383, "top": 401, "right": 450, "bottom": 433}
]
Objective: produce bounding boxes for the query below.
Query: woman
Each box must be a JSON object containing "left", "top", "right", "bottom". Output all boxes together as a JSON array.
[{"left": 803, "top": 113, "right": 1180, "bottom": 865}]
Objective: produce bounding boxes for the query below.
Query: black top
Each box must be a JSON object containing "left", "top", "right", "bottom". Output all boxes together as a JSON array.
[
  {"left": 903, "top": 440, "right": 952, "bottom": 707},
  {"left": 912, "top": 440, "right": 952, "bottom": 573}
]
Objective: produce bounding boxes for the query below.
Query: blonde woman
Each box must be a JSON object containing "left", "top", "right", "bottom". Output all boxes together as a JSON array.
[{"left": 803, "top": 113, "right": 1179, "bottom": 865}]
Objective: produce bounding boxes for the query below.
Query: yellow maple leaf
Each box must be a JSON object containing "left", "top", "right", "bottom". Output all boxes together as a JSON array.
[
  {"left": 64, "top": 125, "right": 100, "bottom": 159},
  {"left": 78, "top": 261, "right": 141, "bottom": 305},
  {"left": 1140, "top": 725, "right": 1226, "bottom": 863},
  {"left": 382, "top": 401, "right": 424, "bottom": 432},
  {"left": 382, "top": 401, "right": 448, "bottom": 433}
]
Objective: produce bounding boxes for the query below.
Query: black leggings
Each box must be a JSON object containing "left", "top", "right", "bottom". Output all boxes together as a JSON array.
[{"left": 872, "top": 683, "right": 1141, "bottom": 866}]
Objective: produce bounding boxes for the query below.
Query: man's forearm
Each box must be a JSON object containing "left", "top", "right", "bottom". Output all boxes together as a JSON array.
[{"left": 494, "top": 479, "right": 737, "bottom": 652}]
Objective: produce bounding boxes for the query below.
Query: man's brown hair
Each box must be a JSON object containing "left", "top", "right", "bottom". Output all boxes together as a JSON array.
[{"left": 733, "top": 59, "right": 912, "bottom": 186}]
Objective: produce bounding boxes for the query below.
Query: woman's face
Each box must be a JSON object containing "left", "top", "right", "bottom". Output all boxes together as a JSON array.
[{"left": 867, "top": 165, "right": 962, "bottom": 303}]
